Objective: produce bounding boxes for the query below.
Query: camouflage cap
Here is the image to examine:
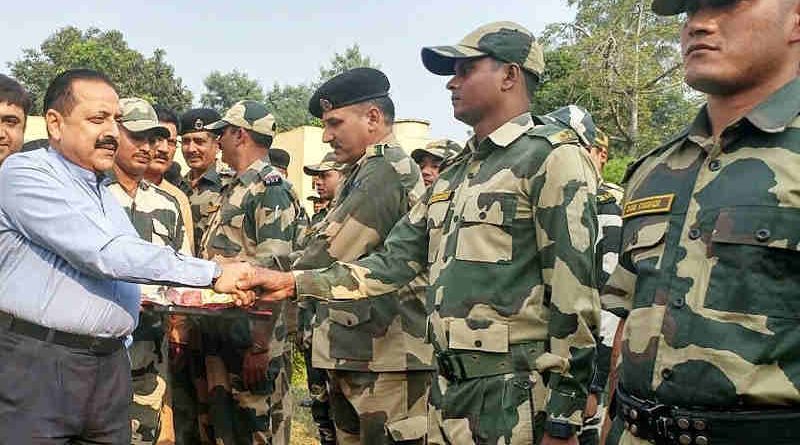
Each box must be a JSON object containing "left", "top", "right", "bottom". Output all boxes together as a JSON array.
[
  {"left": 303, "top": 151, "right": 343, "bottom": 175},
  {"left": 421, "top": 21, "right": 544, "bottom": 77},
  {"left": 204, "top": 100, "right": 276, "bottom": 137},
  {"left": 306, "top": 195, "right": 325, "bottom": 202},
  {"left": 411, "top": 139, "right": 462, "bottom": 164},
  {"left": 119, "top": 98, "right": 170, "bottom": 138},
  {"left": 536, "top": 105, "right": 597, "bottom": 148},
  {"left": 308, "top": 68, "right": 390, "bottom": 119},
  {"left": 594, "top": 128, "right": 610, "bottom": 151},
  {"left": 179, "top": 108, "right": 221, "bottom": 135}
]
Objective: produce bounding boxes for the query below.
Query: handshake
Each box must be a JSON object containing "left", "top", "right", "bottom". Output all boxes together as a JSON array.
[{"left": 212, "top": 262, "right": 297, "bottom": 307}]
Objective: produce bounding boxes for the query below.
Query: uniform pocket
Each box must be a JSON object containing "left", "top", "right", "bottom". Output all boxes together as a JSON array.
[
  {"left": 448, "top": 319, "right": 509, "bottom": 353},
  {"left": 455, "top": 193, "right": 516, "bottom": 264},
  {"left": 386, "top": 415, "right": 427, "bottom": 443},
  {"left": 706, "top": 206, "right": 800, "bottom": 318}
]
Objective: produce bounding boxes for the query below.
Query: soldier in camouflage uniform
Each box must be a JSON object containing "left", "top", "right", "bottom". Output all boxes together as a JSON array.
[
  {"left": 600, "top": 1, "right": 800, "bottom": 444},
  {"left": 179, "top": 108, "right": 232, "bottom": 255},
  {"left": 287, "top": 68, "right": 434, "bottom": 445},
  {"left": 106, "top": 98, "right": 190, "bottom": 444},
  {"left": 238, "top": 22, "right": 600, "bottom": 445},
  {"left": 538, "top": 106, "right": 624, "bottom": 445},
  {"left": 303, "top": 151, "right": 343, "bottom": 226},
  {"left": 199, "top": 100, "right": 303, "bottom": 445},
  {"left": 410, "top": 139, "right": 462, "bottom": 187}
]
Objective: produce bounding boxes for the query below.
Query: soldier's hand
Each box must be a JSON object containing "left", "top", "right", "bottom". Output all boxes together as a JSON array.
[
  {"left": 242, "top": 349, "right": 269, "bottom": 390},
  {"left": 236, "top": 267, "right": 296, "bottom": 302},
  {"left": 541, "top": 434, "right": 578, "bottom": 445},
  {"left": 584, "top": 393, "right": 599, "bottom": 419}
]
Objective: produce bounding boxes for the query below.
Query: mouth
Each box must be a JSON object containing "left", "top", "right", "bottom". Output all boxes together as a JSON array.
[{"left": 685, "top": 42, "right": 718, "bottom": 56}]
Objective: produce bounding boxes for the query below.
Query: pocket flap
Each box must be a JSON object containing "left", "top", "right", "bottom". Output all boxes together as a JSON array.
[
  {"left": 711, "top": 207, "right": 800, "bottom": 251},
  {"left": 624, "top": 220, "right": 668, "bottom": 252},
  {"left": 448, "top": 319, "right": 509, "bottom": 353},
  {"left": 386, "top": 415, "right": 427, "bottom": 441},
  {"left": 460, "top": 193, "right": 515, "bottom": 226},
  {"left": 326, "top": 300, "right": 372, "bottom": 327}
]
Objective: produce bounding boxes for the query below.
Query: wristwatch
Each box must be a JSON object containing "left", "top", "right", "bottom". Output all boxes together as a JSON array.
[
  {"left": 211, "top": 263, "right": 223, "bottom": 286},
  {"left": 544, "top": 419, "right": 576, "bottom": 439}
]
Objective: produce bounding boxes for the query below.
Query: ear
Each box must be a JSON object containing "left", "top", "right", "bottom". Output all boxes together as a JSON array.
[
  {"left": 789, "top": 1, "right": 800, "bottom": 44},
  {"left": 500, "top": 63, "right": 522, "bottom": 92},
  {"left": 365, "top": 105, "right": 382, "bottom": 130},
  {"left": 45, "top": 109, "right": 63, "bottom": 143}
]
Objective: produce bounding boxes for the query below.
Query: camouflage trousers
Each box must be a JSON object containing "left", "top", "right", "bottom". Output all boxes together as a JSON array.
[
  {"left": 427, "top": 371, "right": 547, "bottom": 445},
  {"left": 199, "top": 318, "right": 293, "bottom": 445},
  {"left": 328, "top": 370, "right": 431, "bottom": 445},
  {"left": 130, "top": 311, "right": 170, "bottom": 444}
]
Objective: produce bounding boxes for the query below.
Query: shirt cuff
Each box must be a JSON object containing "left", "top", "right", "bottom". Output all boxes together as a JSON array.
[{"left": 546, "top": 373, "right": 587, "bottom": 426}]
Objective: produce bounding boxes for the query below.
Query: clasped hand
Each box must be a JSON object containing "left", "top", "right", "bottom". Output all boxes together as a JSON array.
[{"left": 212, "top": 262, "right": 296, "bottom": 307}]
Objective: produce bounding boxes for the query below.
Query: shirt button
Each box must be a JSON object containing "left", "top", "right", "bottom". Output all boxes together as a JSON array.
[
  {"left": 478, "top": 211, "right": 487, "bottom": 220},
  {"left": 467, "top": 172, "right": 476, "bottom": 179},
  {"left": 474, "top": 340, "right": 482, "bottom": 347},
  {"left": 755, "top": 228, "right": 771, "bottom": 242},
  {"left": 688, "top": 228, "right": 701, "bottom": 240},
  {"left": 708, "top": 159, "right": 721, "bottom": 171},
  {"left": 662, "top": 368, "right": 673, "bottom": 380},
  {"left": 434, "top": 303, "right": 441, "bottom": 311},
  {"left": 452, "top": 215, "right": 460, "bottom": 223},
  {"left": 672, "top": 298, "right": 685, "bottom": 309}
]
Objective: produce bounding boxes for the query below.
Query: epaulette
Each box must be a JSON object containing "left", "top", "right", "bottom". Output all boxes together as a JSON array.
[
  {"left": 622, "top": 127, "right": 690, "bottom": 184},
  {"left": 596, "top": 191, "right": 616, "bottom": 205},
  {"left": 260, "top": 170, "right": 283, "bottom": 186},
  {"left": 366, "top": 144, "right": 385, "bottom": 158},
  {"left": 439, "top": 147, "right": 469, "bottom": 171},
  {"left": 527, "top": 123, "right": 580, "bottom": 147}
]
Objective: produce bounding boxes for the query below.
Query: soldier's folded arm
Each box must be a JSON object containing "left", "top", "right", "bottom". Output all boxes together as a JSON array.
[{"left": 534, "top": 143, "right": 601, "bottom": 428}]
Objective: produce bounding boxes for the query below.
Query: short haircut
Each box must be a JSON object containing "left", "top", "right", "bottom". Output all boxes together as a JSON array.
[
  {"left": 0, "top": 74, "right": 33, "bottom": 115},
  {"left": 153, "top": 104, "right": 180, "bottom": 133},
  {"left": 245, "top": 129, "right": 273, "bottom": 149},
  {"left": 43, "top": 69, "right": 116, "bottom": 116},
  {"left": 364, "top": 96, "right": 395, "bottom": 125}
]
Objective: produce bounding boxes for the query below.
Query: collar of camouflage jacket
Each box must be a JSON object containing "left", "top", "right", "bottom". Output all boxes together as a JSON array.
[
  {"left": 688, "top": 77, "right": 800, "bottom": 149},
  {"left": 236, "top": 156, "right": 280, "bottom": 187},
  {"left": 466, "top": 112, "right": 534, "bottom": 156}
]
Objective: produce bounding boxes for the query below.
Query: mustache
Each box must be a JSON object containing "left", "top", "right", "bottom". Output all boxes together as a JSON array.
[
  {"left": 153, "top": 152, "right": 170, "bottom": 161},
  {"left": 94, "top": 136, "right": 118, "bottom": 150}
]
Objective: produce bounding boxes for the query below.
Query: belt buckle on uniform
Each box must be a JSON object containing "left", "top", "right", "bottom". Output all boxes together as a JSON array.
[{"left": 641, "top": 403, "right": 671, "bottom": 443}]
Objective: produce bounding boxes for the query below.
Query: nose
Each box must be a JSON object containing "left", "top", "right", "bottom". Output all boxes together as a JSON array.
[
  {"left": 684, "top": 6, "right": 719, "bottom": 38},
  {"left": 446, "top": 76, "right": 458, "bottom": 91},
  {"left": 322, "top": 128, "right": 334, "bottom": 144}
]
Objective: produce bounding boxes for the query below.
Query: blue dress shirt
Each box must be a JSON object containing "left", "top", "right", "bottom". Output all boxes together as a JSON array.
[{"left": 0, "top": 148, "right": 216, "bottom": 337}]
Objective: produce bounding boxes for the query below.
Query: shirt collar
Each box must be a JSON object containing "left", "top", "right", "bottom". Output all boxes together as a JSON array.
[{"left": 465, "top": 112, "right": 534, "bottom": 155}]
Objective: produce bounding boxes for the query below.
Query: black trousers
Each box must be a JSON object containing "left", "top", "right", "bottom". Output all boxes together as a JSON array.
[{"left": 0, "top": 328, "right": 132, "bottom": 444}]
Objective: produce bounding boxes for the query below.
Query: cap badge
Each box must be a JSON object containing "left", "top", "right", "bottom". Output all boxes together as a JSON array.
[
  {"left": 194, "top": 119, "right": 204, "bottom": 130},
  {"left": 320, "top": 98, "right": 333, "bottom": 112}
]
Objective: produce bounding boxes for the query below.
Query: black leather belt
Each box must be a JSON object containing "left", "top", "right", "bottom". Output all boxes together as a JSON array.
[
  {"left": 0, "top": 311, "right": 125, "bottom": 355},
  {"left": 615, "top": 386, "right": 800, "bottom": 445}
]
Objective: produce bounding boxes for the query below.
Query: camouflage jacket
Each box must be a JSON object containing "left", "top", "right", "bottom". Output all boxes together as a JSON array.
[
  {"left": 157, "top": 179, "right": 196, "bottom": 256},
  {"left": 181, "top": 163, "right": 231, "bottom": 255},
  {"left": 602, "top": 77, "right": 800, "bottom": 408},
  {"left": 294, "top": 113, "right": 600, "bottom": 425},
  {"left": 200, "top": 156, "right": 303, "bottom": 356},
  {"left": 107, "top": 178, "right": 191, "bottom": 255},
  {"left": 292, "top": 135, "right": 433, "bottom": 372}
]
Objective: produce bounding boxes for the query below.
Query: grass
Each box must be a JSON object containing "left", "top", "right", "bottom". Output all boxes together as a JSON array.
[{"left": 290, "top": 349, "right": 320, "bottom": 445}]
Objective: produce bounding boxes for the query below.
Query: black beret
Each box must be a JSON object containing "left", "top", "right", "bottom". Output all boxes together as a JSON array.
[
  {"left": 179, "top": 108, "right": 221, "bottom": 135},
  {"left": 308, "top": 67, "right": 390, "bottom": 118},
  {"left": 269, "top": 148, "right": 291, "bottom": 170}
]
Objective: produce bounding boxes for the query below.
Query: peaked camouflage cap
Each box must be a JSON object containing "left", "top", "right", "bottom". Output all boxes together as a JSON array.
[
  {"left": 421, "top": 21, "right": 544, "bottom": 77},
  {"left": 204, "top": 100, "right": 276, "bottom": 137},
  {"left": 537, "top": 105, "right": 597, "bottom": 148},
  {"left": 303, "top": 151, "right": 344, "bottom": 175},
  {"left": 411, "top": 139, "right": 462, "bottom": 163},
  {"left": 118, "top": 98, "right": 170, "bottom": 138},
  {"left": 594, "top": 128, "right": 610, "bottom": 151}
]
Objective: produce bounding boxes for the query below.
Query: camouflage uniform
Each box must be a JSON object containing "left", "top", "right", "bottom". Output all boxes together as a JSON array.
[
  {"left": 293, "top": 112, "right": 600, "bottom": 444},
  {"left": 293, "top": 134, "right": 433, "bottom": 445},
  {"left": 603, "top": 78, "right": 800, "bottom": 444},
  {"left": 538, "top": 106, "right": 624, "bottom": 444},
  {"left": 200, "top": 101, "right": 303, "bottom": 445},
  {"left": 181, "top": 162, "right": 232, "bottom": 256},
  {"left": 107, "top": 177, "right": 191, "bottom": 444}
]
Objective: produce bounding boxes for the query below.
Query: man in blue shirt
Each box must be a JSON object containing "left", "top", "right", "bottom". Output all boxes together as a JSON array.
[{"left": 0, "top": 68, "right": 251, "bottom": 443}]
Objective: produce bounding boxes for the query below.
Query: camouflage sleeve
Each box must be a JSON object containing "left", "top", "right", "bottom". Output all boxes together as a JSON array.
[
  {"left": 532, "top": 144, "right": 600, "bottom": 426},
  {"left": 293, "top": 192, "right": 430, "bottom": 300},
  {"left": 599, "top": 241, "right": 636, "bottom": 318},
  {"left": 293, "top": 160, "right": 409, "bottom": 270},
  {"left": 251, "top": 185, "right": 300, "bottom": 268}
]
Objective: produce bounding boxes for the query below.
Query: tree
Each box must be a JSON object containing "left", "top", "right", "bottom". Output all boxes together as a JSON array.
[
  {"left": 8, "top": 27, "right": 192, "bottom": 114},
  {"left": 316, "top": 44, "right": 380, "bottom": 85},
  {"left": 264, "top": 83, "right": 319, "bottom": 132},
  {"left": 538, "top": 0, "right": 701, "bottom": 156},
  {"left": 200, "top": 70, "right": 265, "bottom": 112}
]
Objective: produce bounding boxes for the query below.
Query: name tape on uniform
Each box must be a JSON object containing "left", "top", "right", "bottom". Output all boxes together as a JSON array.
[{"left": 622, "top": 193, "right": 674, "bottom": 219}]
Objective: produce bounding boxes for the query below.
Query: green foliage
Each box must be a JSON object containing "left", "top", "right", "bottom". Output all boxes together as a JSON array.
[
  {"left": 537, "top": 0, "right": 700, "bottom": 156},
  {"left": 291, "top": 348, "right": 307, "bottom": 387},
  {"left": 603, "top": 155, "right": 633, "bottom": 184},
  {"left": 265, "top": 83, "right": 320, "bottom": 132},
  {"left": 200, "top": 70, "right": 265, "bottom": 112},
  {"left": 9, "top": 27, "right": 192, "bottom": 114}
]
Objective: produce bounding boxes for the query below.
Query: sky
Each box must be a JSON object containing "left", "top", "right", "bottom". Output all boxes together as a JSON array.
[{"left": 1, "top": 0, "right": 576, "bottom": 141}]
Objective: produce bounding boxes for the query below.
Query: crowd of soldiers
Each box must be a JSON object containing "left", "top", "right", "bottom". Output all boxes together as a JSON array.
[{"left": 1, "top": 0, "right": 800, "bottom": 444}]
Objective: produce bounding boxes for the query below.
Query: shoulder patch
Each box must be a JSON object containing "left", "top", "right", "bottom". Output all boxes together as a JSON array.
[
  {"left": 597, "top": 191, "right": 616, "bottom": 205},
  {"left": 262, "top": 172, "right": 283, "bottom": 186}
]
